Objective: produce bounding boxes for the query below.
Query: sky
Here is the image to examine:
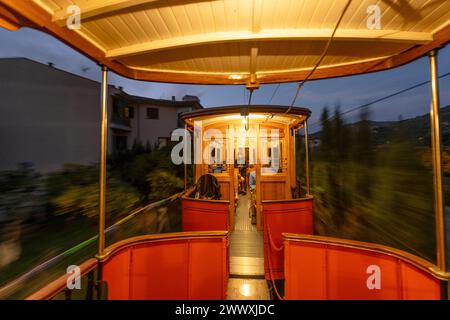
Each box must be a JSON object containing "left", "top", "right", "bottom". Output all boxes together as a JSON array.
[{"left": 1, "top": 27, "right": 449, "bottom": 132}]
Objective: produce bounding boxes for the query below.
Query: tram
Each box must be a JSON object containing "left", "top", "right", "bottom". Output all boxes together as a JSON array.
[{"left": 0, "top": 0, "right": 449, "bottom": 300}]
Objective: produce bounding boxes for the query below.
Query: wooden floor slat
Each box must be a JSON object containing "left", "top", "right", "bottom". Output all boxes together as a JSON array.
[
  {"left": 227, "top": 279, "right": 270, "bottom": 300},
  {"left": 229, "top": 194, "right": 265, "bottom": 277}
]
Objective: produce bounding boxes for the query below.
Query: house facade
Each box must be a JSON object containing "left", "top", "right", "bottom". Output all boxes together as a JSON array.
[
  {"left": 110, "top": 91, "right": 202, "bottom": 153},
  {"left": 0, "top": 58, "right": 202, "bottom": 172}
]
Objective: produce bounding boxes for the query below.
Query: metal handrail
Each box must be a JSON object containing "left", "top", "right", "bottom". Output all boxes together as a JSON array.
[
  {"left": 0, "top": 191, "right": 184, "bottom": 299},
  {"left": 283, "top": 233, "right": 450, "bottom": 281},
  {"left": 25, "top": 258, "right": 98, "bottom": 300}
]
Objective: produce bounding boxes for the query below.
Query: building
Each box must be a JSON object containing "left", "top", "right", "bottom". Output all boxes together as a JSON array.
[
  {"left": 110, "top": 91, "right": 202, "bottom": 152},
  {"left": 0, "top": 58, "right": 202, "bottom": 172}
]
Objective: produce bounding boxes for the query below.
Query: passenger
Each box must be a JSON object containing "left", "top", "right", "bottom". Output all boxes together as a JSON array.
[{"left": 249, "top": 171, "right": 256, "bottom": 191}]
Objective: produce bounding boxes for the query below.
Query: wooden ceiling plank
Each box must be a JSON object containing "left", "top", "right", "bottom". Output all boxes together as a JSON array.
[
  {"left": 52, "top": 0, "right": 160, "bottom": 25},
  {"left": 2, "top": 0, "right": 449, "bottom": 85},
  {"left": 106, "top": 28, "right": 432, "bottom": 59}
]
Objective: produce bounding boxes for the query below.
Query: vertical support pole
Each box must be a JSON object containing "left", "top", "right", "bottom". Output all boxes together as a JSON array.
[
  {"left": 304, "top": 120, "right": 310, "bottom": 195},
  {"left": 184, "top": 123, "right": 188, "bottom": 192},
  {"left": 98, "top": 66, "right": 108, "bottom": 257},
  {"left": 429, "top": 50, "right": 447, "bottom": 272},
  {"left": 293, "top": 128, "right": 297, "bottom": 197}
]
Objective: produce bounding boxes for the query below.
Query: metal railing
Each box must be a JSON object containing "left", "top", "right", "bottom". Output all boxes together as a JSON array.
[{"left": 0, "top": 191, "right": 184, "bottom": 300}]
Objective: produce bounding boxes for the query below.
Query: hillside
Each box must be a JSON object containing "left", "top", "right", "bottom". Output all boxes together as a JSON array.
[{"left": 311, "top": 105, "right": 450, "bottom": 147}]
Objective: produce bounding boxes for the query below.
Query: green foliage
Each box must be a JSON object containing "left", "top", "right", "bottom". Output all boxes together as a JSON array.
[
  {"left": 312, "top": 105, "right": 436, "bottom": 262},
  {"left": 147, "top": 170, "right": 184, "bottom": 200},
  {"left": 49, "top": 179, "right": 140, "bottom": 219},
  {"left": 113, "top": 145, "right": 188, "bottom": 199},
  {"left": 0, "top": 164, "right": 43, "bottom": 221},
  {"left": 46, "top": 164, "right": 140, "bottom": 219}
]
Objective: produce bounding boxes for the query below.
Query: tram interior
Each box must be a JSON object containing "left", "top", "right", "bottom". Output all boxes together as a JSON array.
[{"left": 2, "top": 0, "right": 449, "bottom": 301}]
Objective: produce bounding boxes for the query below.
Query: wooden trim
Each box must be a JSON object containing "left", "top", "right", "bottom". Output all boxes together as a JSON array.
[
  {"left": 0, "top": 3, "right": 29, "bottom": 30},
  {"left": 180, "top": 105, "right": 311, "bottom": 121},
  {"left": 0, "top": 0, "right": 134, "bottom": 77},
  {"left": 283, "top": 233, "right": 450, "bottom": 281},
  {"left": 52, "top": 0, "right": 159, "bottom": 25},
  {"left": 106, "top": 28, "right": 431, "bottom": 59},
  {"left": 3, "top": 2, "right": 448, "bottom": 85},
  {"left": 99, "top": 231, "right": 228, "bottom": 262},
  {"left": 181, "top": 195, "right": 230, "bottom": 205},
  {"left": 25, "top": 258, "right": 98, "bottom": 300},
  {"left": 262, "top": 195, "right": 314, "bottom": 204}
]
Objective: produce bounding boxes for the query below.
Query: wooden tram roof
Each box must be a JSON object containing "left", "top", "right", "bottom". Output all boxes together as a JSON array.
[
  {"left": 0, "top": 1, "right": 449, "bottom": 85},
  {"left": 180, "top": 105, "right": 311, "bottom": 128}
]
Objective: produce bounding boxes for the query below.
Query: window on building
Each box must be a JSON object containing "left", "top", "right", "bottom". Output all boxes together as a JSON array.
[
  {"left": 147, "top": 108, "right": 159, "bottom": 119},
  {"left": 124, "top": 106, "right": 134, "bottom": 119}
]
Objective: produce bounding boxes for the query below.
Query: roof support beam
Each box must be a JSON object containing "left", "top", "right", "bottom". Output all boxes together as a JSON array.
[
  {"left": 106, "top": 28, "right": 432, "bottom": 59},
  {"left": 51, "top": 0, "right": 160, "bottom": 25},
  {"left": 247, "top": 47, "right": 259, "bottom": 89}
]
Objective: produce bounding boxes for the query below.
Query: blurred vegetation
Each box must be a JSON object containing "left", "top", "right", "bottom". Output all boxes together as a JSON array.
[
  {"left": 47, "top": 165, "right": 140, "bottom": 219},
  {"left": 0, "top": 141, "right": 186, "bottom": 294},
  {"left": 0, "top": 163, "right": 44, "bottom": 223},
  {"left": 299, "top": 106, "right": 436, "bottom": 262}
]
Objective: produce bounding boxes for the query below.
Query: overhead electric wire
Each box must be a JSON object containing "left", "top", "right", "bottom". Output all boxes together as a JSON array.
[
  {"left": 248, "top": 88, "right": 254, "bottom": 105},
  {"left": 310, "top": 71, "right": 450, "bottom": 129},
  {"left": 287, "top": 0, "right": 352, "bottom": 112},
  {"left": 268, "top": 83, "right": 281, "bottom": 104}
]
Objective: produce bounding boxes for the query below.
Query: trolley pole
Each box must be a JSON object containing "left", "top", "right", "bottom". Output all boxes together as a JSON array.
[
  {"left": 429, "top": 50, "right": 447, "bottom": 273},
  {"left": 98, "top": 66, "right": 108, "bottom": 258}
]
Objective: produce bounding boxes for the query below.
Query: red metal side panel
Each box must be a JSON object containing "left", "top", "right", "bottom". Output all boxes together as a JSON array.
[
  {"left": 102, "top": 235, "right": 228, "bottom": 300},
  {"left": 326, "top": 247, "right": 400, "bottom": 300},
  {"left": 102, "top": 249, "right": 131, "bottom": 300},
  {"left": 130, "top": 241, "right": 189, "bottom": 300},
  {"left": 284, "top": 242, "right": 327, "bottom": 299},
  {"left": 182, "top": 198, "right": 229, "bottom": 231},
  {"left": 285, "top": 240, "right": 442, "bottom": 300},
  {"left": 263, "top": 199, "right": 313, "bottom": 280},
  {"left": 189, "top": 238, "right": 228, "bottom": 299},
  {"left": 400, "top": 262, "right": 441, "bottom": 300}
]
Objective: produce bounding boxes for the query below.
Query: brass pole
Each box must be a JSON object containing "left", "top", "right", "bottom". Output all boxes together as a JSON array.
[
  {"left": 293, "top": 128, "right": 297, "bottom": 192},
  {"left": 184, "top": 123, "right": 188, "bottom": 192},
  {"left": 98, "top": 66, "right": 108, "bottom": 257},
  {"left": 304, "top": 120, "right": 310, "bottom": 195},
  {"left": 429, "top": 50, "right": 446, "bottom": 272}
]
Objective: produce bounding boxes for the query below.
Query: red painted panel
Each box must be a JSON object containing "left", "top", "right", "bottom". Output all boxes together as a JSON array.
[
  {"left": 284, "top": 239, "right": 443, "bottom": 300},
  {"left": 182, "top": 198, "right": 229, "bottom": 231},
  {"left": 326, "top": 247, "right": 400, "bottom": 300},
  {"left": 102, "top": 249, "right": 130, "bottom": 300},
  {"left": 400, "top": 262, "right": 441, "bottom": 299},
  {"left": 102, "top": 235, "right": 228, "bottom": 300},
  {"left": 263, "top": 199, "right": 313, "bottom": 280},
  {"left": 284, "top": 242, "right": 327, "bottom": 299},
  {"left": 130, "top": 241, "right": 189, "bottom": 300},
  {"left": 189, "top": 239, "right": 228, "bottom": 299}
]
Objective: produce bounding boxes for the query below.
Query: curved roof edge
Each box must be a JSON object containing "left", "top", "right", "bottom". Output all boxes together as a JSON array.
[
  {"left": 179, "top": 105, "right": 311, "bottom": 121},
  {"left": 1, "top": 1, "right": 449, "bottom": 85}
]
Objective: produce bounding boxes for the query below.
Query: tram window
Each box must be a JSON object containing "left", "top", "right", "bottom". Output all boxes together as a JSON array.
[
  {"left": 211, "top": 148, "right": 222, "bottom": 163},
  {"left": 207, "top": 145, "right": 226, "bottom": 173},
  {"left": 262, "top": 142, "right": 282, "bottom": 173}
]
